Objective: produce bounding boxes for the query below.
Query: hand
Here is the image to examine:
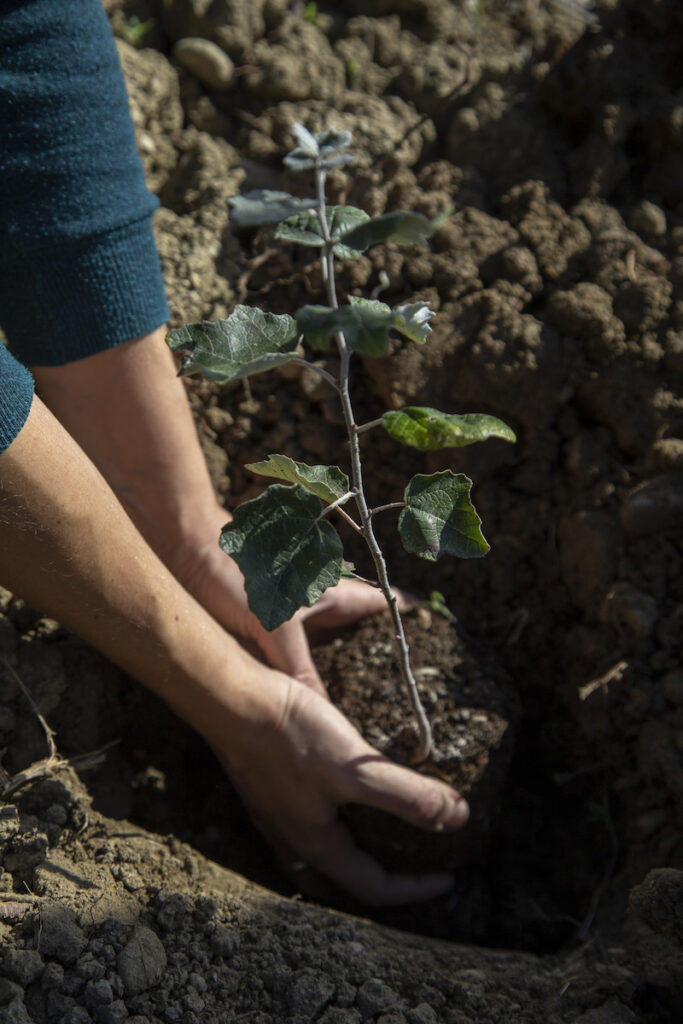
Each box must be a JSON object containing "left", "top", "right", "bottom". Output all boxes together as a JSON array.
[
  {"left": 212, "top": 669, "right": 470, "bottom": 907},
  {"left": 172, "top": 514, "right": 414, "bottom": 697}
]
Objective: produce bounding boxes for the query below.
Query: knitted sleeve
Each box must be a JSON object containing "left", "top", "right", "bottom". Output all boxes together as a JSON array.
[
  {"left": 0, "top": 0, "right": 170, "bottom": 367},
  {"left": 0, "top": 344, "right": 34, "bottom": 455}
]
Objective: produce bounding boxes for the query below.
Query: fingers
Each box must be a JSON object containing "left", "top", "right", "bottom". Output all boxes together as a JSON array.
[
  {"left": 280, "top": 818, "right": 454, "bottom": 907},
  {"left": 343, "top": 754, "right": 470, "bottom": 833},
  {"left": 302, "top": 580, "right": 418, "bottom": 637}
]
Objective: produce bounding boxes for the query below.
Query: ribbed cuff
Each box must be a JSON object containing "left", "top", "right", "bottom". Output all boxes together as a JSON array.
[
  {"left": 0, "top": 344, "right": 34, "bottom": 454},
  {"left": 0, "top": 215, "right": 171, "bottom": 367}
]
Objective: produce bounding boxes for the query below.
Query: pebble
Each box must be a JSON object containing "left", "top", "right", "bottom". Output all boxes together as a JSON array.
[
  {"left": 84, "top": 980, "right": 114, "bottom": 1009},
  {"left": 629, "top": 200, "right": 667, "bottom": 237},
  {"left": 407, "top": 1005, "right": 438, "bottom": 1024},
  {"left": 619, "top": 473, "right": 683, "bottom": 535},
  {"left": 356, "top": 979, "right": 400, "bottom": 1019},
  {"left": 117, "top": 926, "right": 167, "bottom": 997},
  {"left": 209, "top": 924, "right": 239, "bottom": 958},
  {"left": 319, "top": 1010, "right": 361, "bottom": 1024},
  {"left": 39, "top": 908, "right": 87, "bottom": 965},
  {"left": 287, "top": 969, "right": 336, "bottom": 1020},
  {"left": 172, "top": 38, "right": 234, "bottom": 91},
  {"left": 0, "top": 981, "right": 23, "bottom": 1007},
  {"left": 3, "top": 949, "right": 45, "bottom": 986}
]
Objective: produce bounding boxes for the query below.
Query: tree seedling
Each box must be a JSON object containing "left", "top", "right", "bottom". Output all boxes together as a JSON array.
[{"left": 167, "top": 125, "right": 515, "bottom": 762}]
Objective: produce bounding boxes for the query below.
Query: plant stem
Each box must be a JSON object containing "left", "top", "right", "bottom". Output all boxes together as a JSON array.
[
  {"left": 369, "top": 502, "right": 406, "bottom": 517},
  {"left": 316, "top": 491, "right": 355, "bottom": 522},
  {"left": 289, "top": 356, "right": 340, "bottom": 391},
  {"left": 356, "top": 417, "right": 384, "bottom": 434},
  {"left": 314, "top": 164, "right": 433, "bottom": 763}
]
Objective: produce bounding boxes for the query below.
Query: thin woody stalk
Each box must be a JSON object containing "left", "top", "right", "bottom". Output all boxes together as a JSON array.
[{"left": 315, "top": 162, "right": 433, "bottom": 763}]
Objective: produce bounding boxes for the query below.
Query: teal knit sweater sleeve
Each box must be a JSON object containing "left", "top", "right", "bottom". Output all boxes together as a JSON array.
[
  {"left": 0, "top": 0, "right": 170, "bottom": 372},
  {"left": 0, "top": 344, "right": 34, "bottom": 454}
]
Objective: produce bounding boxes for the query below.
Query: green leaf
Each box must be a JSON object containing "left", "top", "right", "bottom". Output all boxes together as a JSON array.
[
  {"left": 398, "top": 472, "right": 489, "bottom": 561},
  {"left": 392, "top": 302, "right": 436, "bottom": 344},
  {"left": 284, "top": 123, "right": 319, "bottom": 170},
  {"left": 382, "top": 408, "right": 517, "bottom": 451},
  {"left": 296, "top": 298, "right": 393, "bottom": 356},
  {"left": 294, "top": 304, "right": 341, "bottom": 351},
  {"left": 346, "top": 297, "right": 394, "bottom": 355},
  {"left": 340, "top": 559, "right": 357, "bottom": 579},
  {"left": 167, "top": 306, "right": 298, "bottom": 384},
  {"left": 316, "top": 129, "right": 352, "bottom": 158},
  {"left": 292, "top": 123, "right": 319, "bottom": 155},
  {"left": 246, "top": 454, "right": 350, "bottom": 504},
  {"left": 339, "top": 211, "right": 438, "bottom": 253},
  {"left": 228, "top": 190, "right": 316, "bottom": 227},
  {"left": 219, "top": 484, "right": 343, "bottom": 630},
  {"left": 276, "top": 206, "right": 370, "bottom": 259}
]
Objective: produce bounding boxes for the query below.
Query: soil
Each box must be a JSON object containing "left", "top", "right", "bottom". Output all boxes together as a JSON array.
[{"left": 2, "top": 0, "right": 683, "bottom": 1021}]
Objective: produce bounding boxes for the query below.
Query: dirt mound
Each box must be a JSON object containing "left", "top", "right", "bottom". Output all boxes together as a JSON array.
[{"left": 3, "top": 0, "right": 683, "bottom": 1020}]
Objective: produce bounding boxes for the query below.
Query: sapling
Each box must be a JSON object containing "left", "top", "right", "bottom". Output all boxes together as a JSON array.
[{"left": 167, "top": 124, "right": 515, "bottom": 762}]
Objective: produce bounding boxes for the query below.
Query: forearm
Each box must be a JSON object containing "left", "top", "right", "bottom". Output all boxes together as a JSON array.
[
  {"left": 0, "top": 395, "right": 273, "bottom": 747},
  {"left": 31, "top": 327, "right": 225, "bottom": 565}
]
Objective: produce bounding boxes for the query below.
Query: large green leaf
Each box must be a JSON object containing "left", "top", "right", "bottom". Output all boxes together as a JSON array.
[
  {"left": 296, "top": 298, "right": 393, "bottom": 356},
  {"left": 228, "top": 190, "right": 316, "bottom": 227},
  {"left": 382, "top": 408, "right": 517, "bottom": 451},
  {"left": 276, "top": 206, "right": 370, "bottom": 259},
  {"left": 246, "top": 454, "right": 350, "bottom": 504},
  {"left": 398, "top": 472, "right": 489, "bottom": 561},
  {"left": 339, "top": 211, "right": 437, "bottom": 253},
  {"left": 167, "top": 306, "right": 298, "bottom": 383},
  {"left": 220, "top": 485, "right": 343, "bottom": 630}
]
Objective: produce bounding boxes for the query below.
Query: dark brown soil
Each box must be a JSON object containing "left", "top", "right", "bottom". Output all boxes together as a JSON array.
[{"left": 2, "top": 0, "right": 683, "bottom": 1021}]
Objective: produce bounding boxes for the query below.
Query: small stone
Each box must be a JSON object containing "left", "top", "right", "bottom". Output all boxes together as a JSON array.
[
  {"left": 39, "top": 908, "right": 87, "bottom": 965},
  {"left": 0, "top": 981, "right": 23, "bottom": 1007},
  {"left": 0, "top": 998, "right": 33, "bottom": 1024},
  {"left": 599, "top": 582, "right": 658, "bottom": 639},
  {"left": 620, "top": 474, "right": 683, "bottom": 535},
  {"left": 209, "top": 925, "right": 239, "bottom": 958},
  {"left": 41, "top": 962, "right": 65, "bottom": 989},
  {"left": 84, "top": 980, "right": 114, "bottom": 1009},
  {"left": 629, "top": 200, "right": 667, "bottom": 237},
  {"left": 44, "top": 804, "right": 68, "bottom": 826},
  {"left": 646, "top": 437, "right": 683, "bottom": 472},
  {"left": 173, "top": 38, "right": 234, "bottom": 91},
  {"left": 356, "top": 979, "right": 400, "bottom": 1019},
  {"left": 117, "top": 926, "right": 167, "bottom": 997},
  {"left": 3, "top": 949, "right": 45, "bottom": 986},
  {"left": 0, "top": 805, "right": 19, "bottom": 840},
  {"left": 287, "top": 969, "right": 335, "bottom": 1020},
  {"left": 94, "top": 1000, "right": 129, "bottom": 1024},
  {"left": 187, "top": 974, "right": 206, "bottom": 994},
  {"left": 407, "top": 1006, "right": 438, "bottom": 1024},
  {"left": 59, "top": 1010, "right": 92, "bottom": 1024},
  {"left": 319, "top": 1011, "right": 361, "bottom": 1024}
]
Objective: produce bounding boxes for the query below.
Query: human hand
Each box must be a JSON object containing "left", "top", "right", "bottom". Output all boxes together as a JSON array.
[
  {"left": 211, "top": 669, "right": 469, "bottom": 907},
  {"left": 172, "top": 512, "right": 415, "bottom": 698}
]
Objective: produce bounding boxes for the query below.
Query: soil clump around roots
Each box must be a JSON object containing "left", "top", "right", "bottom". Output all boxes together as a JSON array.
[{"left": 2, "top": 0, "right": 683, "bottom": 1020}]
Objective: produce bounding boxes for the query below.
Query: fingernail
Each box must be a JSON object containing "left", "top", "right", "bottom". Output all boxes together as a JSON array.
[{"left": 439, "top": 797, "right": 469, "bottom": 831}]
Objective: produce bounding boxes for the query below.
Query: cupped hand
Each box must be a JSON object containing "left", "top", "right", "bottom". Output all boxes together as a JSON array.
[
  {"left": 212, "top": 671, "right": 469, "bottom": 907},
  {"left": 172, "top": 515, "right": 415, "bottom": 697}
]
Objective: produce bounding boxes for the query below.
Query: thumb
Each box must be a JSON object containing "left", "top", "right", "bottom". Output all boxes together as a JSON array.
[{"left": 349, "top": 756, "right": 469, "bottom": 832}]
